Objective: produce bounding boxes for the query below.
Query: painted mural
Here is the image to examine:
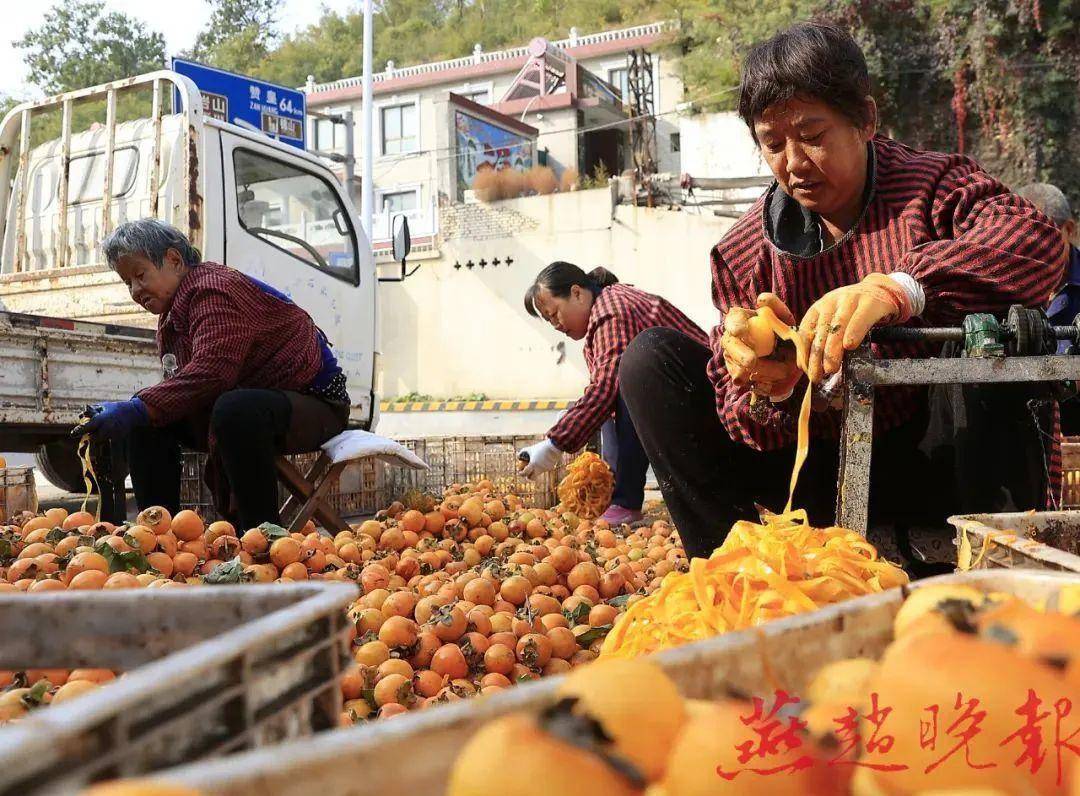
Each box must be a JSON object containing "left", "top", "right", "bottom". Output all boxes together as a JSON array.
[{"left": 455, "top": 111, "right": 534, "bottom": 198}]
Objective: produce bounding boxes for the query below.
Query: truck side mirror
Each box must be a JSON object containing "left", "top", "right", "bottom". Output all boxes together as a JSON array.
[
  {"left": 392, "top": 214, "right": 411, "bottom": 265},
  {"left": 379, "top": 214, "right": 420, "bottom": 283}
]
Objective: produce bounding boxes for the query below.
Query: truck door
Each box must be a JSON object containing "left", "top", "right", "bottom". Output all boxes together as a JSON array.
[{"left": 219, "top": 132, "right": 376, "bottom": 427}]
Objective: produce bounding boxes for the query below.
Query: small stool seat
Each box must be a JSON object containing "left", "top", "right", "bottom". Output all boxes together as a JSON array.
[{"left": 275, "top": 430, "right": 428, "bottom": 533}]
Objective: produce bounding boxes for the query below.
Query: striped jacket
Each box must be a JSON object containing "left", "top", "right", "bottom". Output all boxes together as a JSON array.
[
  {"left": 139, "top": 262, "right": 331, "bottom": 425},
  {"left": 549, "top": 283, "right": 709, "bottom": 452},
  {"left": 707, "top": 136, "right": 1066, "bottom": 473}
]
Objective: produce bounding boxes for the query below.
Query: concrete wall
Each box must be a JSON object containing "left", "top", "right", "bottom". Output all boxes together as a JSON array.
[{"left": 378, "top": 187, "right": 731, "bottom": 400}]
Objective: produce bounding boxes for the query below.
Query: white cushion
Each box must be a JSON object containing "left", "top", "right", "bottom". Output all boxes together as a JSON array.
[{"left": 321, "top": 430, "right": 429, "bottom": 470}]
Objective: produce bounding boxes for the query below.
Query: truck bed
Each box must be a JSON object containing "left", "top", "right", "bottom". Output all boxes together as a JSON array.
[{"left": 0, "top": 310, "right": 160, "bottom": 432}]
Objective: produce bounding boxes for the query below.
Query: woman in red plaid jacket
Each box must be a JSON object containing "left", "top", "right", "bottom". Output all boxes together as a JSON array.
[
  {"left": 619, "top": 23, "right": 1068, "bottom": 560},
  {"left": 519, "top": 262, "right": 708, "bottom": 524},
  {"left": 78, "top": 219, "right": 350, "bottom": 529}
]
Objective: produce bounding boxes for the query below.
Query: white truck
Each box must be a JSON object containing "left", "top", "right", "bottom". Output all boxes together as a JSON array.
[{"left": 0, "top": 71, "right": 391, "bottom": 492}]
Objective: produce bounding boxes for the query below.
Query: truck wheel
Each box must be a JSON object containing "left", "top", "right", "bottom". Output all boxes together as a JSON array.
[{"left": 35, "top": 439, "right": 93, "bottom": 494}]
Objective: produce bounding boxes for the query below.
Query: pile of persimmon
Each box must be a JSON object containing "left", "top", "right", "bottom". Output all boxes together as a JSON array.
[
  {"left": 0, "top": 669, "right": 116, "bottom": 725},
  {"left": 0, "top": 482, "right": 685, "bottom": 722},
  {"left": 336, "top": 481, "right": 685, "bottom": 723}
]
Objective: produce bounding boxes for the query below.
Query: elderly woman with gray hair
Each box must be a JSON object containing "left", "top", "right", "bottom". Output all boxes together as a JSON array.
[{"left": 78, "top": 218, "right": 349, "bottom": 529}]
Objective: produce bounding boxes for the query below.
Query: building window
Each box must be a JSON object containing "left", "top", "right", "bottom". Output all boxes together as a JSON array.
[
  {"left": 608, "top": 67, "right": 629, "bottom": 103},
  {"left": 380, "top": 102, "right": 419, "bottom": 155},
  {"left": 379, "top": 189, "right": 419, "bottom": 215},
  {"left": 313, "top": 106, "right": 349, "bottom": 154},
  {"left": 670, "top": 132, "right": 681, "bottom": 153}
]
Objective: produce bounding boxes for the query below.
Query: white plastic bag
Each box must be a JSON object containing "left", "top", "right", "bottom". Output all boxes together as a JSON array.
[{"left": 321, "top": 430, "right": 429, "bottom": 470}]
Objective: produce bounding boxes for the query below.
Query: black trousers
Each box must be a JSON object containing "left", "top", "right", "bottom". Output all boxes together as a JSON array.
[
  {"left": 619, "top": 328, "right": 930, "bottom": 560},
  {"left": 608, "top": 393, "right": 651, "bottom": 511},
  {"left": 129, "top": 389, "right": 348, "bottom": 530}
]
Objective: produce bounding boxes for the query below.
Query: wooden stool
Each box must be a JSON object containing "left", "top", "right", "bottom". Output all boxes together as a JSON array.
[
  {"left": 275, "top": 453, "right": 350, "bottom": 534},
  {"left": 273, "top": 430, "right": 429, "bottom": 534}
]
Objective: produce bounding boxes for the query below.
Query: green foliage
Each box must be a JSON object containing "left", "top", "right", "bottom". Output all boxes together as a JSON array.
[
  {"left": 13, "top": 0, "right": 165, "bottom": 94},
  {"left": 189, "top": 0, "right": 283, "bottom": 74}
]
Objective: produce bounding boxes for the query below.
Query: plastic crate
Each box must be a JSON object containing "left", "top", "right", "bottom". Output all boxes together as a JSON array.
[
  {"left": 1062, "top": 439, "right": 1080, "bottom": 507},
  {"left": 156, "top": 570, "right": 1078, "bottom": 796},
  {"left": 0, "top": 466, "right": 37, "bottom": 523},
  {"left": 949, "top": 510, "right": 1080, "bottom": 572},
  {"left": 180, "top": 434, "right": 568, "bottom": 523},
  {"left": 0, "top": 582, "right": 357, "bottom": 794}
]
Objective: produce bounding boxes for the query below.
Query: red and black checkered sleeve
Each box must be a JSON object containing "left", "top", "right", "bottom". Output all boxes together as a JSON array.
[
  {"left": 547, "top": 296, "right": 634, "bottom": 453},
  {"left": 896, "top": 160, "right": 1068, "bottom": 324},
  {"left": 706, "top": 244, "right": 799, "bottom": 451},
  {"left": 138, "top": 287, "right": 256, "bottom": 425}
]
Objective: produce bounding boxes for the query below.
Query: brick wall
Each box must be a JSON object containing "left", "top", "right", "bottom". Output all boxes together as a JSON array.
[{"left": 440, "top": 202, "right": 540, "bottom": 241}]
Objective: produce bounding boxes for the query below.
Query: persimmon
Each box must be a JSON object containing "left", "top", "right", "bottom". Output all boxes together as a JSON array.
[
  {"left": 269, "top": 537, "right": 302, "bottom": 569},
  {"left": 48, "top": 679, "right": 100, "bottom": 705},
  {"left": 146, "top": 552, "right": 173, "bottom": 578},
  {"left": 61, "top": 511, "right": 94, "bottom": 531},
  {"left": 414, "top": 669, "right": 444, "bottom": 698},
  {"left": 483, "top": 644, "right": 516, "bottom": 676},
  {"left": 103, "top": 572, "right": 140, "bottom": 589},
  {"left": 377, "top": 658, "right": 414, "bottom": 682},
  {"left": 373, "top": 672, "right": 413, "bottom": 707},
  {"left": 281, "top": 562, "right": 308, "bottom": 580},
  {"left": 379, "top": 615, "right": 419, "bottom": 649},
  {"left": 68, "top": 570, "right": 108, "bottom": 590},
  {"left": 431, "top": 643, "right": 469, "bottom": 680},
  {"left": 499, "top": 575, "right": 532, "bottom": 606},
  {"left": 429, "top": 605, "right": 467, "bottom": 642},
  {"left": 169, "top": 510, "right": 203, "bottom": 542},
  {"left": 377, "top": 703, "right": 408, "bottom": 719},
  {"left": 354, "top": 640, "right": 390, "bottom": 667},
  {"left": 28, "top": 578, "right": 65, "bottom": 593},
  {"left": 409, "top": 631, "right": 442, "bottom": 669},
  {"left": 398, "top": 511, "right": 425, "bottom": 535},
  {"left": 68, "top": 669, "right": 115, "bottom": 684},
  {"left": 205, "top": 520, "right": 235, "bottom": 543}
]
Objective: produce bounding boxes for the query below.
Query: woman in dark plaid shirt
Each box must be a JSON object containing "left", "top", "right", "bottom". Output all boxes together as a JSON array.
[
  {"left": 519, "top": 262, "right": 708, "bottom": 524},
  {"left": 79, "top": 219, "right": 350, "bottom": 529},
  {"left": 620, "top": 23, "right": 1068, "bottom": 559}
]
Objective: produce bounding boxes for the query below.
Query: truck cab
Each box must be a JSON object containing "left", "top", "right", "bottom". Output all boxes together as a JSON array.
[{"left": 0, "top": 72, "right": 380, "bottom": 489}]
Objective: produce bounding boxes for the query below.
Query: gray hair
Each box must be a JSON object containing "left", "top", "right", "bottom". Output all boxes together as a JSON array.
[
  {"left": 101, "top": 219, "right": 202, "bottom": 270},
  {"left": 1016, "top": 183, "right": 1073, "bottom": 227}
]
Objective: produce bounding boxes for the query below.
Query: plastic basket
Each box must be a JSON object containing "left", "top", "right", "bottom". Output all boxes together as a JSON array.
[
  {"left": 180, "top": 435, "right": 569, "bottom": 522},
  {"left": 1062, "top": 439, "right": 1080, "bottom": 507},
  {"left": 0, "top": 582, "right": 357, "bottom": 794},
  {"left": 0, "top": 466, "right": 37, "bottom": 523},
  {"left": 949, "top": 510, "right": 1080, "bottom": 572},
  {"left": 156, "top": 570, "right": 1078, "bottom": 796}
]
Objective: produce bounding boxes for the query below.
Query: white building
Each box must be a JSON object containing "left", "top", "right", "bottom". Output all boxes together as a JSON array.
[{"left": 303, "top": 22, "right": 685, "bottom": 246}]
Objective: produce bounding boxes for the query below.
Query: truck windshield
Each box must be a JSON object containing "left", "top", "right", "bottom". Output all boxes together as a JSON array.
[{"left": 233, "top": 148, "right": 358, "bottom": 283}]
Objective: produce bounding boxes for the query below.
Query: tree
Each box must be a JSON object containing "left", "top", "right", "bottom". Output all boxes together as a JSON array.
[
  {"left": 191, "top": 0, "right": 284, "bottom": 74},
  {"left": 13, "top": 0, "right": 166, "bottom": 94}
]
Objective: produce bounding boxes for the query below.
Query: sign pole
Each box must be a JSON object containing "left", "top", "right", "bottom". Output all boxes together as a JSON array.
[{"left": 360, "top": 0, "right": 375, "bottom": 244}]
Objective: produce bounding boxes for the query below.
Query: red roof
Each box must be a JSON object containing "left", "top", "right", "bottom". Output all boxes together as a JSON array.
[{"left": 309, "top": 27, "right": 665, "bottom": 106}]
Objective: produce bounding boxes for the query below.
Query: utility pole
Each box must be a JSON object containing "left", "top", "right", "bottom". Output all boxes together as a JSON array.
[{"left": 361, "top": 0, "right": 375, "bottom": 243}]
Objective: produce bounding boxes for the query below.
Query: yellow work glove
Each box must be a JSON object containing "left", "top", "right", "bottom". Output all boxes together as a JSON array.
[
  {"left": 721, "top": 293, "right": 802, "bottom": 402},
  {"left": 799, "top": 273, "right": 914, "bottom": 383}
]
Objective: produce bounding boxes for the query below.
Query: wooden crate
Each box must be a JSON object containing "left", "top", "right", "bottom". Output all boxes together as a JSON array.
[
  {"left": 949, "top": 510, "right": 1080, "bottom": 572},
  {"left": 157, "top": 570, "right": 1078, "bottom": 796}
]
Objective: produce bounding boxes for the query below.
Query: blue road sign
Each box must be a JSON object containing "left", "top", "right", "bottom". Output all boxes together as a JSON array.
[{"left": 171, "top": 58, "right": 306, "bottom": 150}]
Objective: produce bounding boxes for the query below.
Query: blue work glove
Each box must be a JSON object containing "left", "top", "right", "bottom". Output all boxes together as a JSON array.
[{"left": 73, "top": 398, "right": 149, "bottom": 441}]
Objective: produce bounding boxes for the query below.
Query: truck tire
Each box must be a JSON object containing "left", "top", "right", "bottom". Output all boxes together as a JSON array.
[{"left": 35, "top": 439, "right": 93, "bottom": 494}]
